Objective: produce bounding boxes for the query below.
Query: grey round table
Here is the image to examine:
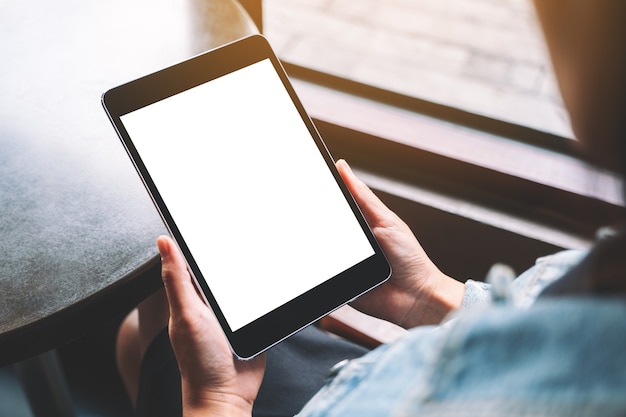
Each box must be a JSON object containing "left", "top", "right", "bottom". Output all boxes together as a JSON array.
[{"left": 0, "top": 0, "right": 257, "bottom": 366}]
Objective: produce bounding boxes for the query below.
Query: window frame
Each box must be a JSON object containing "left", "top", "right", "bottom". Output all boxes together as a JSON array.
[
  {"left": 249, "top": 0, "right": 625, "bottom": 276},
  {"left": 284, "top": 64, "right": 625, "bottom": 244}
]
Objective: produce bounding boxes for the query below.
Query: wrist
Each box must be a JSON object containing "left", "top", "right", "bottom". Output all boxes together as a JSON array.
[
  {"left": 404, "top": 271, "right": 465, "bottom": 328},
  {"left": 182, "top": 387, "right": 253, "bottom": 417}
]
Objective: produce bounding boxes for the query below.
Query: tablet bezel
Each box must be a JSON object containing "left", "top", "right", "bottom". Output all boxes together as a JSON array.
[{"left": 102, "top": 34, "right": 390, "bottom": 359}]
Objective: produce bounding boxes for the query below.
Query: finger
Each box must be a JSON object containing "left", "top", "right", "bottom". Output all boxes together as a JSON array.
[
  {"left": 157, "top": 235, "right": 203, "bottom": 316},
  {"left": 336, "top": 159, "right": 395, "bottom": 227},
  {"left": 157, "top": 237, "right": 233, "bottom": 358}
]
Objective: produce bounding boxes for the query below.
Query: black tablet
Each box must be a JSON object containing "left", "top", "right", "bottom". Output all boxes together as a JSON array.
[{"left": 102, "top": 35, "right": 390, "bottom": 359}]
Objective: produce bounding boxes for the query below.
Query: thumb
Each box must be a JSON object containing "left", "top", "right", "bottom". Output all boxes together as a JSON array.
[
  {"left": 336, "top": 159, "right": 396, "bottom": 228},
  {"left": 157, "top": 235, "right": 203, "bottom": 316}
]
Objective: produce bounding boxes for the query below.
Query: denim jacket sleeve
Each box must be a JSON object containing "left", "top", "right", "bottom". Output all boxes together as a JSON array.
[
  {"left": 461, "top": 249, "right": 587, "bottom": 309},
  {"left": 295, "top": 248, "right": 624, "bottom": 417}
]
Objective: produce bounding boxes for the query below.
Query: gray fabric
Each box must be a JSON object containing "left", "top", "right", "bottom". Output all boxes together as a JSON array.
[{"left": 137, "top": 325, "right": 369, "bottom": 417}]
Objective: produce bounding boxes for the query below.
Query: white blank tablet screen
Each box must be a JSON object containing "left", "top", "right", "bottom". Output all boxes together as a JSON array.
[{"left": 120, "top": 59, "right": 374, "bottom": 331}]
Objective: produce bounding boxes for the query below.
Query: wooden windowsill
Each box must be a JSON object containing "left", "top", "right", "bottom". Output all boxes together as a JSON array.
[
  {"left": 289, "top": 77, "right": 625, "bottom": 248},
  {"left": 291, "top": 78, "right": 623, "bottom": 208}
]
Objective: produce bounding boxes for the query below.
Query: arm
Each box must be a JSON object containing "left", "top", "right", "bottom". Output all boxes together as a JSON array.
[
  {"left": 336, "top": 160, "right": 465, "bottom": 328},
  {"left": 157, "top": 236, "right": 265, "bottom": 417}
]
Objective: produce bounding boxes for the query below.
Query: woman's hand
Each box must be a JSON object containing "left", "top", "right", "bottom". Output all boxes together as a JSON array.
[
  {"left": 336, "top": 160, "right": 465, "bottom": 328},
  {"left": 157, "top": 236, "right": 265, "bottom": 417}
]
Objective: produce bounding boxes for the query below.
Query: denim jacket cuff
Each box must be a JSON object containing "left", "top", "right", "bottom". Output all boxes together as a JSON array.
[{"left": 461, "top": 280, "right": 492, "bottom": 308}]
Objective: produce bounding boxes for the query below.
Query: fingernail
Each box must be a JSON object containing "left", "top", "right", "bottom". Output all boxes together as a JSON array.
[{"left": 338, "top": 159, "right": 353, "bottom": 174}]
